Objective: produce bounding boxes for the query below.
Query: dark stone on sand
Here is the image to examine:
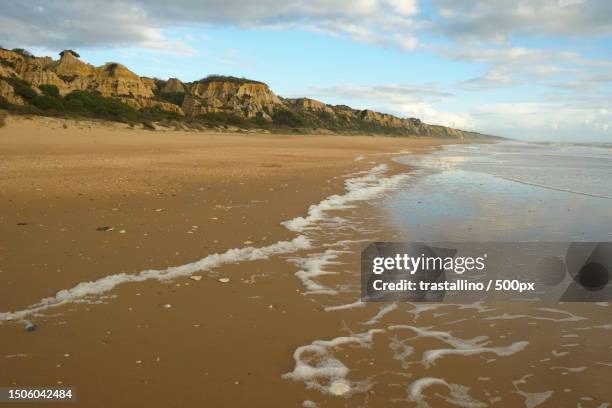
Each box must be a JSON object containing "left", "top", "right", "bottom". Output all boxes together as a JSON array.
[
  {"left": 17, "top": 222, "right": 28, "bottom": 226},
  {"left": 96, "top": 226, "right": 112, "bottom": 231}
]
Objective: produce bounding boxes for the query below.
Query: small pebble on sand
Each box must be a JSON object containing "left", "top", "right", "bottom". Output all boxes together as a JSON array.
[
  {"left": 24, "top": 322, "right": 37, "bottom": 332},
  {"left": 218, "top": 278, "right": 230, "bottom": 283},
  {"left": 329, "top": 381, "right": 350, "bottom": 396}
]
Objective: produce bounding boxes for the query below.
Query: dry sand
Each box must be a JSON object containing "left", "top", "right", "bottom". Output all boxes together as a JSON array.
[{"left": 0, "top": 115, "right": 460, "bottom": 407}]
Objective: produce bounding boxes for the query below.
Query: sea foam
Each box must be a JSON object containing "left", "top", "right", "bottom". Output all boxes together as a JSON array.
[
  {"left": 282, "top": 329, "right": 382, "bottom": 396},
  {"left": 0, "top": 236, "right": 311, "bottom": 322},
  {"left": 282, "top": 164, "right": 410, "bottom": 232}
]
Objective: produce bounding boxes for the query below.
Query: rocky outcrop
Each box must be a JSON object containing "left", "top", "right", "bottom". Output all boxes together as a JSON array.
[
  {"left": 0, "top": 79, "right": 24, "bottom": 105},
  {"left": 183, "top": 79, "right": 284, "bottom": 119},
  {"left": 1, "top": 49, "right": 156, "bottom": 100},
  {"left": 42, "top": 52, "right": 156, "bottom": 98},
  {"left": 286, "top": 98, "right": 335, "bottom": 115},
  {"left": 359, "top": 109, "right": 408, "bottom": 128},
  {"left": 162, "top": 78, "right": 185, "bottom": 94},
  {"left": 0, "top": 63, "right": 17, "bottom": 78},
  {"left": 119, "top": 97, "right": 183, "bottom": 114},
  {"left": 22, "top": 69, "right": 67, "bottom": 92},
  {"left": 95, "top": 62, "right": 155, "bottom": 98},
  {"left": 48, "top": 50, "right": 94, "bottom": 79},
  {"left": 0, "top": 47, "right": 492, "bottom": 138}
]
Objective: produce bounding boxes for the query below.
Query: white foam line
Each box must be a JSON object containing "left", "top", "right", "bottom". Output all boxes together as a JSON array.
[
  {"left": 0, "top": 236, "right": 311, "bottom": 322},
  {"left": 282, "top": 164, "right": 410, "bottom": 232},
  {"left": 407, "top": 377, "right": 448, "bottom": 404},
  {"left": 389, "top": 324, "right": 529, "bottom": 367},
  {"left": 493, "top": 174, "right": 612, "bottom": 200},
  {"left": 485, "top": 307, "right": 587, "bottom": 322},
  {"left": 363, "top": 303, "right": 398, "bottom": 325},
  {"left": 513, "top": 375, "right": 553, "bottom": 408},
  {"left": 290, "top": 250, "right": 343, "bottom": 295},
  {"left": 324, "top": 299, "right": 365, "bottom": 312},
  {"left": 405, "top": 377, "right": 487, "bottom": 408},
  {"left": 551, "top": 366, "right": 587, "bottom": 373},
  {"left": 422, "top": 341, "right": 529, "bottom": 367}
]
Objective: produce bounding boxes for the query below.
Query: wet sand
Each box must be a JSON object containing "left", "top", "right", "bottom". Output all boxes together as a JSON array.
[{"left": 0, "top": 115, "right": 460, "bottom": 407}]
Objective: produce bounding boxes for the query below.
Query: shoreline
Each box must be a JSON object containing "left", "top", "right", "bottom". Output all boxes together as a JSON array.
[
  {"left": 0, "top": 115, "right": 454, "bottom": 307},
  {"left": 0, "top": 116, "right": 464, "bottom": 407}
]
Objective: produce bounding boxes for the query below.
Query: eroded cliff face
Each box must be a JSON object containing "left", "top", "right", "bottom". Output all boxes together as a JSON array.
[
  {"left": 161, "top": 78, "right": 185, "bottom": 94},
  {"left": 0, "top": 49, "right": 173, "bottom": 113},
  {"left": 183, "top": 80, "right": 283, "bottom": 119},
  {"left": 0, "top": 48, "right": 489, "bottom": 138},
  {"left": 285, "top": 98, "right": 336, "bottom": 115}
]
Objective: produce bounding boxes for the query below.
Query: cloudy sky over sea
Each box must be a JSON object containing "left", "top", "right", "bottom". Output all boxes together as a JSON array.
[{"left": 1, "top": 0, "right": 611, "bottom": 141}]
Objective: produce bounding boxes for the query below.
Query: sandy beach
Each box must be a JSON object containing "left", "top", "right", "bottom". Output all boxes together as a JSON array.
[{"left": 0, "top": 115, "right": 458, "bottom": 407}]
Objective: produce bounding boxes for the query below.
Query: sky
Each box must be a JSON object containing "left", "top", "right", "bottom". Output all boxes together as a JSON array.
[{"left": 0, "top": 0, "right": 611, "bottom": 142}]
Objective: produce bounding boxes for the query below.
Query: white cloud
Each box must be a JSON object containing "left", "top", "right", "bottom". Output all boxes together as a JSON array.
[
  {"left": 471, "top": 100, "right": 612, "bottom": 141},
  {"left": 387, "top": 0, "right": 419, "bottom": 16},
  {"left": 0, "top": 0, "right": 420, "bottom": 52},
  {"left": 308, "top": 83, "right": 453, "bottom": 102},
  {"left": 431, "top": 0, "right": 612, "bottom": 40},
  {"left": 0, "top": 1, "right": 196, "bottom": 55},
  {"left": 304, "top": 83, "right": 474, "bottom": 129},
  {"left": 394, "top": 34, "right": 419, "bottom": 50}
]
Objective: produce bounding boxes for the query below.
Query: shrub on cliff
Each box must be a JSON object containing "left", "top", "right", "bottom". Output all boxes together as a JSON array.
[
  {"left": 0, "top": 110, "right": 6, "bottom": 128},
  {"left": 12, "top": 48, "right": 34, "bottom": 57},
  {"left": 140, "top": 107, "right": 182, "bottom": 122},
  {"left": 196, "top": 111, "right": 248, "bottom": 127},
  {"left": 59, "top": 50, "right": 80, "bottom": 58},
  {"left": 155, "top": 92, "right": 185, "bottom": 107},
  {"left": 6, "top": 77, "right": 37, "bottom": 101},
  {"left": 39, "top": 84, "right": 60, "bottom": 98},
  {"left": 0, "top": 95, "right": 12, "bottom": 110},
  {"left": 250, "top": 112, "right": 271, "bottom": 128},
  {"left": 31, "top": 95, "right": 64, "bottom": 111},
  {"left": 0, "top": 57, "right": 15, "bottom": 68},
  {"left": 64, "top": 90, "right": 139, "bottom": 122},
  {"left": 272, "top": 109, "right": 306, "bottom": 128},
  {"left": 198, "top": 75, "right": 265, "bottom": 85}
]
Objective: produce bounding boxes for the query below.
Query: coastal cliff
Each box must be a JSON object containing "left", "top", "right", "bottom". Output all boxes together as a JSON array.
[{"left": 0, "top": 48, "right": 491, "bottom": 138}]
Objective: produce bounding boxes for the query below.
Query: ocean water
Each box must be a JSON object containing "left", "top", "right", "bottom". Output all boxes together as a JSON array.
[
  {"left": 281, "top": 141, "right": 612, "bottom": 406},
  {"left": 388, "top": 141, "right": 612, "bottom": 242}
]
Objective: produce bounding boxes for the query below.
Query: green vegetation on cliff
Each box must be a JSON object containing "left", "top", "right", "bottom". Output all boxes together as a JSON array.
[{"left": 197, "top": 75, "right": 265, "bottom": 85}]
